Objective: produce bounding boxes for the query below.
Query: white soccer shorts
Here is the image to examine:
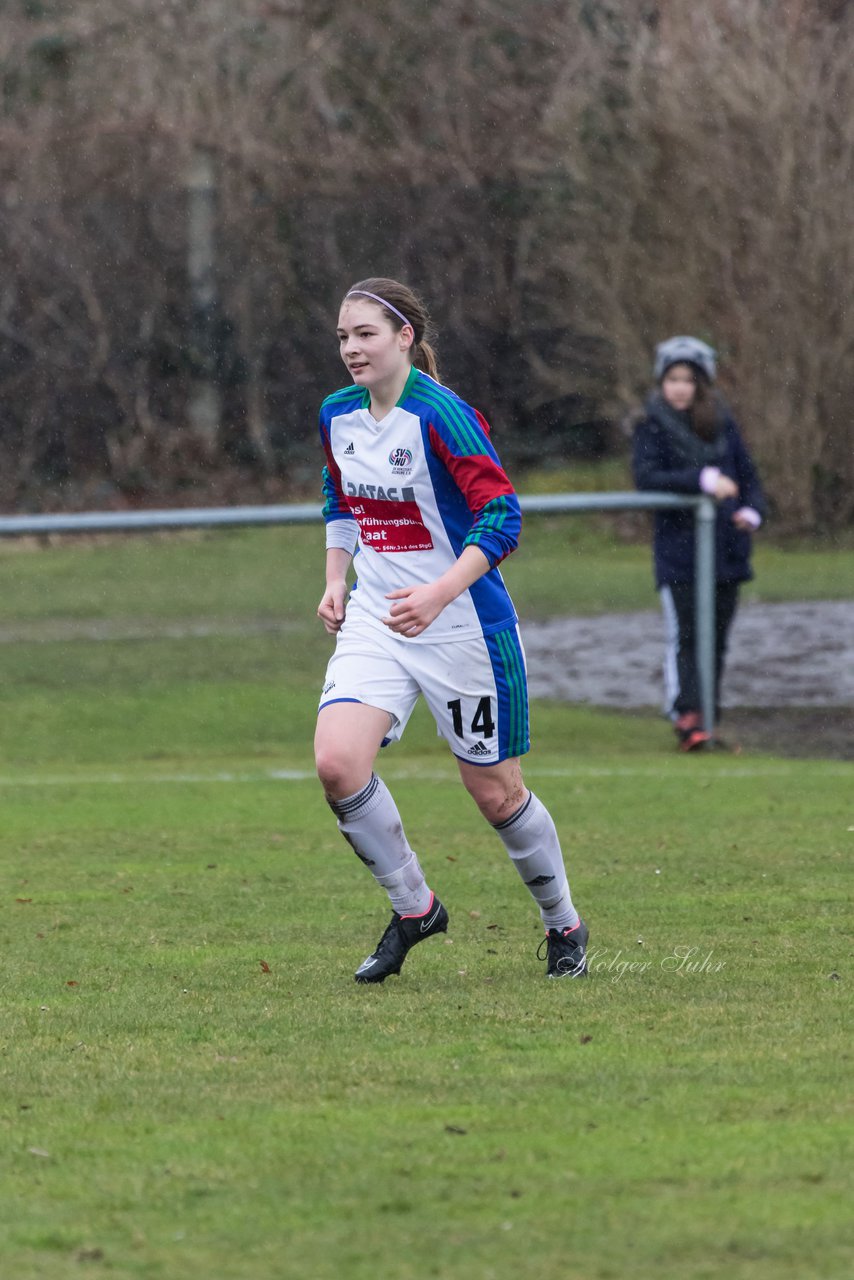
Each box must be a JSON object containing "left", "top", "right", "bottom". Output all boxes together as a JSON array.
[{"left": 318, "top": 616, "right": 530, "bottom": 764}]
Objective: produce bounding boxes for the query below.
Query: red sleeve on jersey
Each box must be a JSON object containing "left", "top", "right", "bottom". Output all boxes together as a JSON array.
[
  {"left": 320, "top": 424, "right": 353, "bottom": 521},
  {"left": 428, "top": 423, "right": 516, "bottom": 514},
  {"left": 320, "top": 426, "right": 337, "bottom": 483},
  {"left": 473, "top": 408, "right": 492, "bottom": 440}
]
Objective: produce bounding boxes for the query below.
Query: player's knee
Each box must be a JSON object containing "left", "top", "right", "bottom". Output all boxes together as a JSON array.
[
  {"left": 463, "top": 775, "right": 524, "bottom": 826},
  {"left": 315, "top": 739, "right": 374, "bottom": 800},
  {"left": 314, "top": 741, "right": 351, "bottom": 793},
  {"left": 487, "top": 788, "right": 527, "bottom": 826}
]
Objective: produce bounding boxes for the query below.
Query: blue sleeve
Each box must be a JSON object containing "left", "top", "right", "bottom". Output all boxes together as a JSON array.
[{"left": 726, "top": 419, "right": 766, "bottom": 517}]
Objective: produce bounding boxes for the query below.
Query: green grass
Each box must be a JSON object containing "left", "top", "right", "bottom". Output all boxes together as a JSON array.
[
  {"left": 0, "top": 527, "right": 852, "bottom": 1279},
  {"left": 1, "top": 516, "right": 850, "bottom": 627}
]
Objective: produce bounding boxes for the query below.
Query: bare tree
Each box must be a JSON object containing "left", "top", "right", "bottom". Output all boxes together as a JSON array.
[
  {"left": 0, "top": 0, "right": 850, "bottom": 528},
  {"left": 531, "top": 0, "right": 854, "bottom": 528}
]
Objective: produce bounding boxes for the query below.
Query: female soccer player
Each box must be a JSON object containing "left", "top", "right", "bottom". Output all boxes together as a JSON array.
[
  {"left": 314, "top": 277, "right": 588, "bottom": 983},
  {"left": 632, "top": 336, "right": 766, "bottom": 751}
]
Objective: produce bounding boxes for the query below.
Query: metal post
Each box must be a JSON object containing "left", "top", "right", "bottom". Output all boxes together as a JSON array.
[{"left": 694, "top": 496, "right": 717, "bottom": 736}]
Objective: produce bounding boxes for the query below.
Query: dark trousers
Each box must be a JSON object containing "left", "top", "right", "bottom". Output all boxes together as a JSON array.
[{"left": 660, "top": 581, "right": 740, "bottom": 720}]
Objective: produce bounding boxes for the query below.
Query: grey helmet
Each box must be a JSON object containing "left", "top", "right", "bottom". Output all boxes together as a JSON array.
[{"left": 654, "top": 335, "right": 717, "bottom": 383}]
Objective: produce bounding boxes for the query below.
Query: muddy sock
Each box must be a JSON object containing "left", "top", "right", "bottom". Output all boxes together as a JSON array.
[
  {"left": 328, "top": 774, "right": 433, "bottom": 916},
  {"left": 493, "top": 792, "right": 579, "bottom": 930}
]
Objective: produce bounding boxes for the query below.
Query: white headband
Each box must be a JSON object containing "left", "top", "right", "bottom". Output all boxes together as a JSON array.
[{"left": 345, "top": 290, "right": 414, "bottom": 332}]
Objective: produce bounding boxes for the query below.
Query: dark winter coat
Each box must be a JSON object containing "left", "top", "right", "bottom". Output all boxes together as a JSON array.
[{"left": 632, "top": 393, "right": 766, "bottom": 588}]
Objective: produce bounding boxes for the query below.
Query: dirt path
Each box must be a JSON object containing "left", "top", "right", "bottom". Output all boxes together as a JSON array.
[{"left": 523, "top": 600, "right": 853, "bottom": 759}]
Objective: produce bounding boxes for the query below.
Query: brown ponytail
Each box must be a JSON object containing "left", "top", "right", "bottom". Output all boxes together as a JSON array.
[
  {"left": 691, "top": 374, "right": 723, "bottom": 441},
  {"left": 343, "top": 277, "right": 440, "bottom": 382},
  {"left": 412, "top": 338, "right": 440, "bottom": 381}
]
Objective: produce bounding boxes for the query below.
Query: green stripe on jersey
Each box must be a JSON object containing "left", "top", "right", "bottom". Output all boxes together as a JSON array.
[
  {"left": 465, "top": 497, "right": 510, "bottom": 545},
  {"left": 408, "top": 378, "right": 482, "bottom": 456},
  {"left": 396, "top": 365, "right": 420, "bottom": 406},
  {"left": 494, "top": 628, "right": 528, "bottom": 757},
  {"left": 321, "top": 385, "right": 368, "bottom": 411},
  {"left": 485, "top": 496, "right": 510, "bottom": 532},
  {"left": 320, "top": 467, "right": 338, "bottom": 520}
]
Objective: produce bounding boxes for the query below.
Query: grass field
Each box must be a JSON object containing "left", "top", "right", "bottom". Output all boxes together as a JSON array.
[{"left": 1, "top": 522, "right": 852, "bottom": 1279}]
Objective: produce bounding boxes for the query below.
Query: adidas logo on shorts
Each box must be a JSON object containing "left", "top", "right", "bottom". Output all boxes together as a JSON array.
[
  {"left": 467, "top": 741, "right": 491, "bottom": 757},
  {"left": 344, "top": 441, "right": 355, "bottom": 455}
]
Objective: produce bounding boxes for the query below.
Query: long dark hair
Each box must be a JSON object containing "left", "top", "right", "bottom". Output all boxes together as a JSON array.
[
  {"left": 343, "top": 277, "right": 440, "bottom": 381},
  {"left": 690, "top": 369, "right": 722, "bottom": 441}
]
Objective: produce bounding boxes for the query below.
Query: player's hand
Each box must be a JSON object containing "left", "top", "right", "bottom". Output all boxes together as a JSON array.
[
  {"left": 382, "top": 583, "right": 451, "bottom": 637},
  {"left": 317, "top": 581, "right": 347, "bottom": 634}
]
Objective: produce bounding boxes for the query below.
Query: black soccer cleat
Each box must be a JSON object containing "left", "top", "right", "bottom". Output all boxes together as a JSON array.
[
  {"left": 539, "top": 918, "right": 589, "bottom": 979},
  {"left": 354, "top": 895, "right": 449, "bottom": 984}
]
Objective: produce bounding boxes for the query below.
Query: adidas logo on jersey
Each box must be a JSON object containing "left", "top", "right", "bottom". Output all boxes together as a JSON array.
[
  {"left": 467, "top": 741, "right": 491, "bottom": 757},
  {"left": 343, "top": 441, "right": 355, "bottom": 455}
]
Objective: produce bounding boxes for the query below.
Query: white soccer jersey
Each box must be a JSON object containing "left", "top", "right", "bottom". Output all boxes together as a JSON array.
[{"left": 319, "top": 367, "right": 522, "bottom": 643}]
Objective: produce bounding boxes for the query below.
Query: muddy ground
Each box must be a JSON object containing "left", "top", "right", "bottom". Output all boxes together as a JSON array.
[{"left": 523, "top": 600, "right": 853, "bottom": 760}]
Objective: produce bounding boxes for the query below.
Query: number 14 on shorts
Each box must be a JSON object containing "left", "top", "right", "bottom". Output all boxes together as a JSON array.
[{"left": 447, "top": 696, "right": 495, "bottom": 740}]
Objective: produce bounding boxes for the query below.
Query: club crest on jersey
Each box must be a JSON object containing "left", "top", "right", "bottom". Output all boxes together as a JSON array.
[{"left": 388, "top": 447, "right": 413, "bottom": 476}]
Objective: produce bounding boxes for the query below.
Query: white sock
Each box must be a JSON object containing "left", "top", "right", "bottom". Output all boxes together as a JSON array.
[
  {"left": 494, "top": 792, "right": 579, "bottom": 930},
  {"left": 328, "top": 774, "right": 433, "bottom": 916}
]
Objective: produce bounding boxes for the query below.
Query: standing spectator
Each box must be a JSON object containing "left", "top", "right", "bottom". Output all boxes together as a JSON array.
[{"left": 632, "top": 336, "right": 766, "bottom": 751}]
